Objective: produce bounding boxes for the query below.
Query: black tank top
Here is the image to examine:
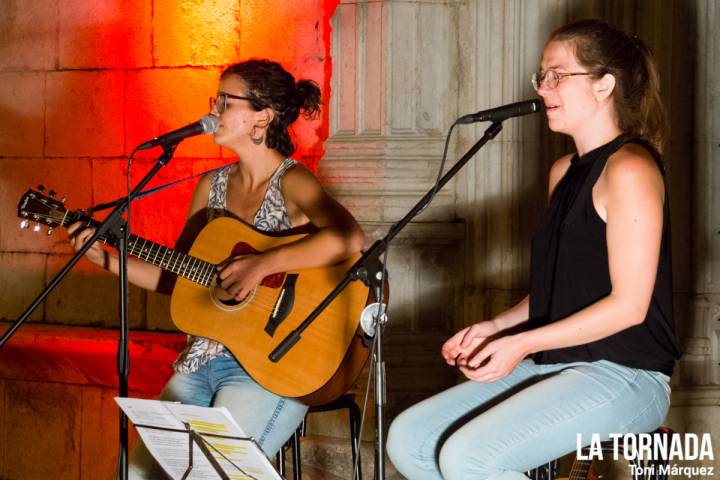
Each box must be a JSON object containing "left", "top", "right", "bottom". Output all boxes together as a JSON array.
[{"left": 529, "top": 134, "right": 680, "bottom": 376}]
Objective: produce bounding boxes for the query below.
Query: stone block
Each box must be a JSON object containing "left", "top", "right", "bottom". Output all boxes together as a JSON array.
[
  {"left": 0, "top": 157, "right": 92, "bottom": 253},
  {"left": 90, "top": 157, "right": 198, "bottom": 249},
  {"left": 296, "top": 436, "right": 402, "bottom": 480},
  {"left": 59, "top": 0, "right": 153, "bottom": 69},
  {"left": 237, "top": 0, "right": 331, "bottom": 65},
  {"left": 80, "top": 386, "right": 136, "bottom": 478},
  {"left": 146, "top": 290, "right": 175, "bottom": 331},
  {"left": 153, "top": 0, "right": 241, "bottom": 66},
  {"left": 0, "top": 0, "right": 58, "bottom": 70},
  {"left": 0, "top": 253, "right": 46, "bottom": 322},
  {"left": 0, "top": 323, "right": 184, "bottom": 393},
  {"left": 45, "top": 71, "right": 125, "bottom": 157},
  {"left": 124, "top": 68, "right": 222, "bottom": 159},
  {"left": 1, "top": 381, "right": 81, "bottom": 480},
  {"left": 44, "top": 254, "right": 146, "bottom": 328},
  {"left": 0, "top": 73, "right": 44, "bottom": 157}
]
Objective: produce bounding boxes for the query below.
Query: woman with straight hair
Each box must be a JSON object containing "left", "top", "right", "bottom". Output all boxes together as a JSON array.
[{"left": 386, "top": 19, "right": 680, "bottom": 480}]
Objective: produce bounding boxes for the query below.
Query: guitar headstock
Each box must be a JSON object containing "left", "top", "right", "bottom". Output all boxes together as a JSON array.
[{"left": 17, "top": 186, "right": 80, "bottom": 235}]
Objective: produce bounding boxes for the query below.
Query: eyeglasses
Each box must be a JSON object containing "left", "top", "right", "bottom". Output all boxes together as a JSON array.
[
  {"left": 209, "top": 93, "right": 264, "bottom": 114},
  {"left": 531, "top": 70, "right": 592, "bottom": 91}
]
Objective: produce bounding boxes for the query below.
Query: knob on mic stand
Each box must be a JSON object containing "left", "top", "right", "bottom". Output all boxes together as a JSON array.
[{"left": 360, "top": 302, "right": 387, "bottom": 339}]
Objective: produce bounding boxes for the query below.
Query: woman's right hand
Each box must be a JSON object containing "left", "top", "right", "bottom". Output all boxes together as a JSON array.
[
  {"left": 441, "top": 320, "right": 500, "bottom": 366},
  {"left": 67, "top": 221, "right": 108, "bottom": 269}
]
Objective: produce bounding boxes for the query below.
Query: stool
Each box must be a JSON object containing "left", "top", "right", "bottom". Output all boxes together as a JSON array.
[
  {"left": 276, "top": 393, "right": 362, "bottom": 480},
  {"left": 527, "top": 427, "right": 673, "bottom": 480}
]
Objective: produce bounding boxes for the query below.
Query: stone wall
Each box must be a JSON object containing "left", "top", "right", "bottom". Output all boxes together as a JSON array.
[{"left": 1, "top": 0, "right": 718, "bottom": 478}]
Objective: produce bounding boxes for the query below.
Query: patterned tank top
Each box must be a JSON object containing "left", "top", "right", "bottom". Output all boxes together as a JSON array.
[{"left": 173, "top": 158, "right": 298, "bottom": 373}]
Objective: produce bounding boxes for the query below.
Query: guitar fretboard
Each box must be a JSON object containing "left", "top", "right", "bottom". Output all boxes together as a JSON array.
[
  {"left": 74, "top": 217, "right": 216, "bottom": 287},
  {"left": 124, "top": 235, "right": 216, "bottom": 287}
]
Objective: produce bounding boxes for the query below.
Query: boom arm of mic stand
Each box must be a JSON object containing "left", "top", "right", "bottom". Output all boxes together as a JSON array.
[{"left": 268, "top": 121, "right": 504, "bottom": 363}]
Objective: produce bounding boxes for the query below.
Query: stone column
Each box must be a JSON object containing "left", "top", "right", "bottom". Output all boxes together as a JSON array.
[
  {"left": 321, "top": 0, "right": 466, "bottom": 420},
  {"left": 665, "top": 1, "right": 720, "bottom": 468}
]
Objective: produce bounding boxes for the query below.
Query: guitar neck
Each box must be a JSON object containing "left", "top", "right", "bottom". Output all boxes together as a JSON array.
[
  {"left": 79, "top": 217, "right": 215, "bottom": 287},
  {"left": 567, "top": 458, "right": 593, "bottom": 480}
]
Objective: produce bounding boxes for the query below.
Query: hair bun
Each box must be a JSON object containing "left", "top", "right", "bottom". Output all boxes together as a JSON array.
[{"left": 295, "top": 79, "right": 321, "bottom": 119}]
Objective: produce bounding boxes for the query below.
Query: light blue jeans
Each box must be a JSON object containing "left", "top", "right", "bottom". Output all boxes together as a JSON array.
[
  {"left": 129, "top": 355, "right": 308, "bottom": 479},
  {"left": 386, "top": 359, "right": 671, "bottom": 480}
]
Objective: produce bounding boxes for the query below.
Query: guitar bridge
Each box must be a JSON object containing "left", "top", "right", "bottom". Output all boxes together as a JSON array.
[{"left": 264, "top": 274, "right": 298, "bottom": 336}]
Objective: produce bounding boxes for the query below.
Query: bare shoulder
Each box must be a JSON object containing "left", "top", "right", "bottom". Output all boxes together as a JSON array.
[
  {"left": 281, "top": 162, "right": 324, "bottom": 198},
  {"left": 548, "top": 153, "right": 574, "bottom": 197},
  {"left": 283, "top": 161, "right": 317, "bottom": 183},
  {"left": 186, "top": 169, "right": 216, "bottom": 217},
  {"left": 193, "top": 170, "right": 215, "bottom": 201},
  {"left": 196, "top": 170, "right": 214, "bottom": 191},
  {"left": 604, "top": 143, "right": 664, "bottom": 189}
]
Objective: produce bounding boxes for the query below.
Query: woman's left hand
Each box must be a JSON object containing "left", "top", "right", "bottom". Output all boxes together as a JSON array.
[
  {"left": 458, "top": 334, "right": 530, "bottom": 383},
  {"left": 217, "top": 254, "right": 269, "bottom": 301}
]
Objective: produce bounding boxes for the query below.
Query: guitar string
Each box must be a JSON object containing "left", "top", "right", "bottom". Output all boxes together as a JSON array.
[
  {"left": 30, "top": 210, "right": 306, "bottom": 311},
  {"left": 568, "top": 458, "right": 590, "bottom": 479}
]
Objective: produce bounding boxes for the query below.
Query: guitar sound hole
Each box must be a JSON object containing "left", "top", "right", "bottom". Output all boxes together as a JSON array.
[
  {"left": 218, "top": 297, "right": 242, "bottom": 306},
  {"left": 209, "top": 284, "right": 256, "bottom": 311}
]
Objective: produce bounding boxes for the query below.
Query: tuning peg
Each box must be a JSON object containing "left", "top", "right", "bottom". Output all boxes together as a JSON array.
[
  {"left": 37, "top": 184, "right": 45, "bottom": 192},
  {"left": 46, "top": 228, "right": 54, "bottom": 236},
  {"left": 33, "top": 222, "right": 41, "bottom": 232},
  {"left": 49, "top": 190, "right": 56, "bottom": 198},
  {"left": 20, "top": 219, "right": 29, "bottom": 229}
]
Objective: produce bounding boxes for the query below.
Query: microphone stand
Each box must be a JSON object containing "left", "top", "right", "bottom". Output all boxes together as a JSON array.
[
  {"left": 269, "top": 121, "right": 504, "bottom": 479},
  {"left": 0, "top": 143, "right": 179, "bottom": 480}
]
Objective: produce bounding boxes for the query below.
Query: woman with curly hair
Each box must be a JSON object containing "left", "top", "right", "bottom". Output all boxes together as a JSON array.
[{"left": 70, "top": 59, "right": 364, "bottom": 478}]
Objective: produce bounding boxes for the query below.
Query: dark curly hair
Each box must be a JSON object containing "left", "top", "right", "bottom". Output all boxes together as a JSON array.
[
  {"left": 221, "top": 59, "right": 322, "bottom": 157},
  {"left": 549, "top": 19, "right": 668, "bottom": 152}
]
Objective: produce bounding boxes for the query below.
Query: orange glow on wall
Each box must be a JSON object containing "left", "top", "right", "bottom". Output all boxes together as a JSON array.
[{"left": 0, "top": 0, "right": 340, "bottom": 254}]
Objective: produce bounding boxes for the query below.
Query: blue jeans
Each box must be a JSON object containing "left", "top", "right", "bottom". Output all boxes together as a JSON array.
[
  {"left": 386, "top": 359, "right": 670, "bottom": 480},
  {"left": 129, "top": 355, "right": 308, "bottom": 479}
]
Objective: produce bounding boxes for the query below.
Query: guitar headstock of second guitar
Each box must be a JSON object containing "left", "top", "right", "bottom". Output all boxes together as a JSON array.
[{"left": 17, "top": 185, "right": 77, "bottom": 236}]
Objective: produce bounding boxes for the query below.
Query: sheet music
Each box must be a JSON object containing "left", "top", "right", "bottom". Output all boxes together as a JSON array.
[{"left": 116, "top": 397, "right": 282, "bottom": 480}]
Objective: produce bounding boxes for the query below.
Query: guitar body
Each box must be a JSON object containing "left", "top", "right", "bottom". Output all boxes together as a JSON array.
[{"left": 170, "top": 217, "right": 371, "bottom": 403}]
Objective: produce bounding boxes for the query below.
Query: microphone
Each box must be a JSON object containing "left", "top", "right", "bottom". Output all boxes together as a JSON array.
[
  {"left": 456, "top": 99, "right": 542, "bottom": 125},
  {"left": 137, "top": 115, "right": 220, "bottom": 150}
]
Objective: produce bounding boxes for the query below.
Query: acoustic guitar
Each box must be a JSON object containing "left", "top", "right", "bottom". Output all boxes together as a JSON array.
[{"left": 17, "top": 188, "right": 376, "bottom": 405}]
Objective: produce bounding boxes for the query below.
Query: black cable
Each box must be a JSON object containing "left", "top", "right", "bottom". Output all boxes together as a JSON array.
[{"left": 418, "top": 120, "right": 459, "bottom": 215}]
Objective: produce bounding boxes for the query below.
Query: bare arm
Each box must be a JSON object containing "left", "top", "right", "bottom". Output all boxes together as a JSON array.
[
  {"left": 217, "top": 164, "right": 365, "bottom": 300},
  {"left": 68, "top": 174, "right": 213, "bottom": 293}
]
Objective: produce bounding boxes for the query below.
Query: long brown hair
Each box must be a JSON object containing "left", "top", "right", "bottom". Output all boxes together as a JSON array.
[{"left": 550, "top": 19, "right": 668, "bottom": 152}]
